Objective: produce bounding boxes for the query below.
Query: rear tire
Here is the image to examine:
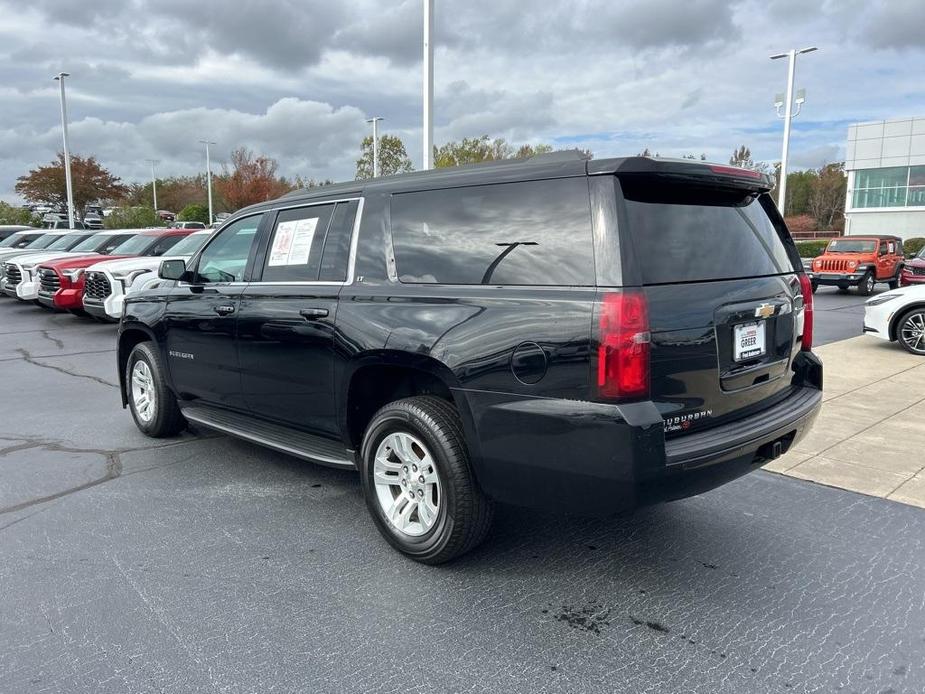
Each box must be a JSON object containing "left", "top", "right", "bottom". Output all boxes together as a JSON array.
[
  {"left": 360, "top": 396, "right": 494, "bottom": 564},
  {"left": 126, "top": 342, "right": 186, "bottom": 437},
  {"left": 810, "top": 281, "right": 818, "bottom": 294},
  {"left": 857, "top": 271, "right": 875, "bottom": 296},
  {"left": 837, "top": 284, "right": 850, "bottom": 293},
  {"left": 896, "top": 309, "right": 925, "bottom": 355}
]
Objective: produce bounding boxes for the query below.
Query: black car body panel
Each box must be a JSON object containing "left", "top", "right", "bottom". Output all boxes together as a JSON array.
[{"left": 119, "top": 154, "right": 821, "bottom": 516}]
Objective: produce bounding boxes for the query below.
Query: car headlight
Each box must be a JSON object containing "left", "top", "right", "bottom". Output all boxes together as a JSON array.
[
  {"left": 866, "top": 293, "right": 902, "bottom": 306},
  {"left": 813, "top": 259, "right": 821, "bottom": 268},
  {"left": 63, "top": 268, "right": 84, "bottom": 282},
  {"left": 848, "top": 261, "right": 857, "bottom": 269}
]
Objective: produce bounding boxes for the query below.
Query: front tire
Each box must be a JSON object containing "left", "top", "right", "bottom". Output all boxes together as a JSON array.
[
  {"left": 126, "top": 342, "right": 186, "bottom": 437},
  {"left": 897, "top": 309, "right": 925, "bottom": 355},
  {"left": 360, "top": 396, "right": 494, "bottom": 564},
  {"left": 857, "top": 271, "right": 875, "bottom": 296}
]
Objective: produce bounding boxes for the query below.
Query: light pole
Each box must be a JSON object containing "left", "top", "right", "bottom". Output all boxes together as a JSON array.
[
  {"left": 145, "top": 159, "right": 160, "bottom": 213},
  {"left": 422, "top": 0, "right": 434, "bottom": 170},
  {"left": 53, "top": 72, "right": 76, "bottom": 228},
  {"left": 366, "top": 117, "right": 383, "bottom": 177},
  {"left": 199, "top": 140, "right": 216, "bottom": 224},
  {"left": 770, "top": 46, "right": 817, "bottom": 213}
]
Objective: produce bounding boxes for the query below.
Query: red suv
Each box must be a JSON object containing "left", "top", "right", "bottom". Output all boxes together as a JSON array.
[
  {"left": 36, "top": 228, "right": 194, "bottom": 314},
  {"left": 900, "top": 245, "right": 925, "bottom": 286}
]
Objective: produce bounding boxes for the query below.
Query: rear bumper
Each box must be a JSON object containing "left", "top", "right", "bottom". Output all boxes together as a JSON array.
[{"left": 464, "top": 352, "right": 823, "bottom": 516}]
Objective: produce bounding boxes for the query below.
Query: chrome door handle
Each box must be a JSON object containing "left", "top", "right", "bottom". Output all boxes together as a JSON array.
[
  {"left": 213, "top": 305, "right": 235, "bottom": 316},
  {"left": 299, "top": 308, "right": 329, "bottom": 320}
]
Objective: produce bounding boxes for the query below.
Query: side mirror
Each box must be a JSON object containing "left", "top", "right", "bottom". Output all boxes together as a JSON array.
[{"left": 159, "top": 259, "right": 187, "bottom": 281}]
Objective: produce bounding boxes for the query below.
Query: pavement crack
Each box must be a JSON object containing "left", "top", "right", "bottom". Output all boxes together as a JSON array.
[
  {"left": 40, "top": 330, "right": 65, "bottom": 350},
  {"left": 16, "top": 347, "right": 118, "bottom": 389},
  {"left": 0, "top": 451, "right": 123, "bottom": 516}
]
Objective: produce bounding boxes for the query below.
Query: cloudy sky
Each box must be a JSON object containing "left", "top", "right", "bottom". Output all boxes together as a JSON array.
[{"left": 0, "top": 0, "right": 923, "bottom": 203}]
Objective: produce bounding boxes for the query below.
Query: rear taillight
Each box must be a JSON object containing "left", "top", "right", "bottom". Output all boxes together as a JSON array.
[
  {"left": 596, "top": 292, "right": 650, "bottom": 399},
  {"left": 798, "top": 273, "right": 814, "bottom": 351}
]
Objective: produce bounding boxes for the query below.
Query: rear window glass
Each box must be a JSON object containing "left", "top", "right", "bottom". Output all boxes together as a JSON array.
[
  {"left": 620, "top": 178, "right": 793, "bottom": 284},
  {"left": 391, "top": 178, "right": 595, "bottom": 286}
]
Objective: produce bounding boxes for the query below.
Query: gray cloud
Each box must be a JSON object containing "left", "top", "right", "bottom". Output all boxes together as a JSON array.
[{"left": 0, "top": 0, "right": 923, "bottom": 202}]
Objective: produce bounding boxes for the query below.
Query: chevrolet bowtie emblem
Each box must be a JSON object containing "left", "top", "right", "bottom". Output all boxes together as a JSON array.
[{"left": 755, "top": 303, "right": 776, "bottom": 319}]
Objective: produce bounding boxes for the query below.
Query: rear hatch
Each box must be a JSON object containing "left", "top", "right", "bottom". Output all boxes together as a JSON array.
[{"left": 617, "top": 171, "right": 806, "bottom": 437}]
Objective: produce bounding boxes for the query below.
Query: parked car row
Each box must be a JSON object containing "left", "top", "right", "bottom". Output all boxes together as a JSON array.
[{"left": 0, "top": 227, "right": 212, "bottom": 320}]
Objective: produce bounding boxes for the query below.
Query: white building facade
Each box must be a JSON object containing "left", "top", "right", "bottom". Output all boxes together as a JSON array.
[{"left": 844, "top": 117, "right": 925, "bottom": 240}]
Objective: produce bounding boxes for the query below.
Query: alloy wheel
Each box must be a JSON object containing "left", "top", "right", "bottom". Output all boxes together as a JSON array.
[
  {"left": 131, "top": 360, "right": 157, "bottom": 423},
  {"left": 900, "top": 312, "right": 925, "bottom": 354},
  {"left": 372, "top": 431, "right": 442, "bottom": 537}
]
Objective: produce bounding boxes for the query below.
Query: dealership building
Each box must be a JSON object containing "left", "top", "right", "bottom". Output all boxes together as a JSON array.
[{"left": 844, "top": 117, "right": 925, "bottom": 240}]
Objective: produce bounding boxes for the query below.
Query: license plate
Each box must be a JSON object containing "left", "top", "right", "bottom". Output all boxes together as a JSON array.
[{"left": 734, "top": 321, "right": 766, "bottom": 362}]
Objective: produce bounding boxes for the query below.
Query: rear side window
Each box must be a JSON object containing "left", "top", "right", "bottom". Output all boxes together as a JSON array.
[
  {"left": 620, "top": 178, "right": 794, "bottom": 284},
  {"left": 260, "top": 204, "right": 335, "bottom": 282},
  {"left": 390, "top": 178, "right": 595, "bottom": 285},
  {"left": 146, "top": 235, "right": 184, "bottom": 257},
  {"left": 319, "top": 200, "right": 359, "bottom": 282}
]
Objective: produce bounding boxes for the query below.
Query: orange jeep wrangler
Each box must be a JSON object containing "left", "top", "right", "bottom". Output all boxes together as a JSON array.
[{"left": 807, "top": 235, "right": 904, "bottom": 295}]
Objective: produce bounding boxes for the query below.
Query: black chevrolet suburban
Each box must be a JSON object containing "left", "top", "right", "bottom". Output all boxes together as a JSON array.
[{"left": 118, "top": 154, "right": 822, "bottom": 563}]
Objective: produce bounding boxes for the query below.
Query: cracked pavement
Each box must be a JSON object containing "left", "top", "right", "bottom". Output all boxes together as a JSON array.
[{"left": 1, "top": 297, "right": 924, "bottom": 693}]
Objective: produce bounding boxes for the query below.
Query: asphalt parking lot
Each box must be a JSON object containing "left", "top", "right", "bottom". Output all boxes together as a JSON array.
[
  {"left": 1, "top": 293, "right": 923, "bottom": 694},
  {"left": 812, "top": 284, "right": 880, "bottom": 346}
]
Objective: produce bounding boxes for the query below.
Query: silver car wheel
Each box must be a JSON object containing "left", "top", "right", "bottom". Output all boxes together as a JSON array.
[
  {"left": 900, "top": 312, "right": 925, "bottom": 354},
  {"left": 372, "top": 431, "right": 442, "bottom": 537},
  {"left": 131, "top": 360, "right": 157, "bottom": 423}
]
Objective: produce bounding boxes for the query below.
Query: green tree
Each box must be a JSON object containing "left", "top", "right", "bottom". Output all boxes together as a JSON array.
[
  {"left": 0, "top": 201, "right": 38, "bottom": 225},
  {"left": 785, "top": 170, "right": 816, "bottom": 216},
  {"left": 729, "top": 145, "right": 771, "bottom": 174},
  {"left": 434, "top": 136, "right": 512, "bottom": 168},
  {"left": 15, "top": 153, "right": 128, "bottom": 218},
  {"left": 178, "top": 203, "right": 211, "bottom": 224},
  {"left": 808, "top": 163, "right": 847, "bottom": 230},
  {"left": 103, "top": 206, "right": 160, "bottom": 229},
  {"left": 356, "top": 134, "right": 415, "bottom": 179}
]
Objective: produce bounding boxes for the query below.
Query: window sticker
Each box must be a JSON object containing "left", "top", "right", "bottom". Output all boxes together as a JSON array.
[{"left": 268, "top": 218, "right": 319, "bottom": 267}]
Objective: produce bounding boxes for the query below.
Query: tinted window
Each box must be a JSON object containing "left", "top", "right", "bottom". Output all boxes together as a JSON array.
[
  {"left": 260, "top": 205, "right": 334, "bottom": 282},
  {"left": 390, "top": 178, "right": 595, "bottom": 286},
  {"left": 25, "top": 234, "right": 59, "bottom": 250},
  {"left": 147, "top": 235, "right": 184, "bottom": 257},
  {"left": 319, "top": 200, "right": 359, "bottom": 282},
  {"left": 110, "top": 234, "right": 157, "bottom": 255},
  {"left": 47, "top": 233, "right": 92, "bottom": 250},
  {"left": 620, "top": 179, "right": 794, "bottom": 284},
  {"left": 98, "top": 234, "right": 137, "bottom": 254},
  {"left": 195, "top": 214, "right": 263, "bottom": 283}
]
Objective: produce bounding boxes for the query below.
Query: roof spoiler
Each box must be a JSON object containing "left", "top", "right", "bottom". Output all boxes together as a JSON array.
[{"left": 588, "top": 156, "right": 774, "bottom": 192}]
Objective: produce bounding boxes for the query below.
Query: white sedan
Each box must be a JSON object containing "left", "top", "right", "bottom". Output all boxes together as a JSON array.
[{"left": 864, "top": 284, "right": 925, "bottom": 355}]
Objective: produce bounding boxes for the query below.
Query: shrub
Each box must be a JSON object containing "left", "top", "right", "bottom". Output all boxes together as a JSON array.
[
  {"left": 795, "top": 240, "right": 829, "bottom": 258},
  {"left": 784, "top": 214, "right": 817, "bottom": 233},
  {"left": 103, "top": 206, "right": 160, "bottom": 229},
  {"left": 0, "top": 201, "right": 39, "bottom": 226},
  {"left": 179, "top": 204, "right": 210, "bottom": 224},
  {"left": 904, "top": 237, "right": 925, "bottom": 257}
]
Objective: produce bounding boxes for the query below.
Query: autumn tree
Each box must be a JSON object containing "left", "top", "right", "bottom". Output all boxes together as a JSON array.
[
  {"left": 355, "top": 134, "right": 414, "bottom": 179},
  {"left": 214, "top": 147, "right": 292, "bottom": 211},
  {"left": 15, "top": 153, "right": 127, "bottom": 218},
  {"left": 808, "top": 163, "right": 847, "bottom": 230}
]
